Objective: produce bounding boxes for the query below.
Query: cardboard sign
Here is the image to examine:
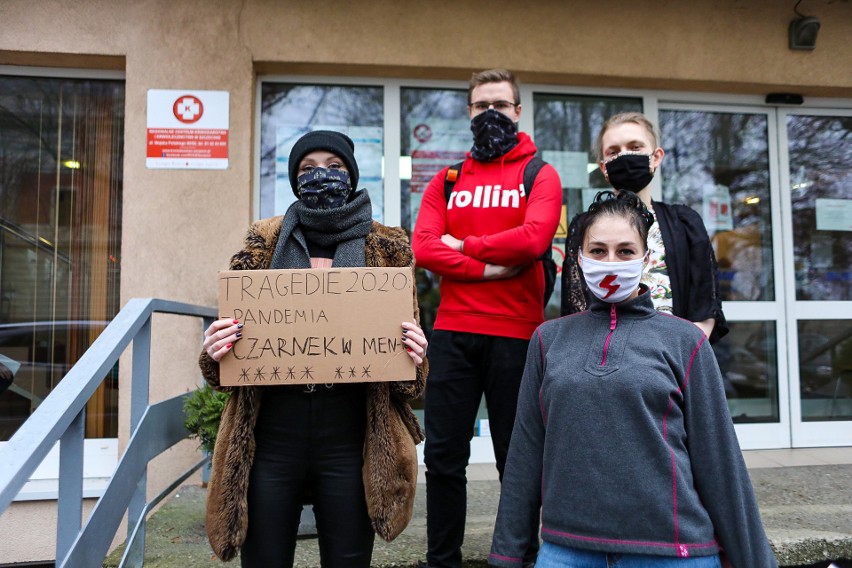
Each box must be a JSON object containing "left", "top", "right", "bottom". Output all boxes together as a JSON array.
[{"left": 217, "top": 267, "right": 416, "bottom": 386}]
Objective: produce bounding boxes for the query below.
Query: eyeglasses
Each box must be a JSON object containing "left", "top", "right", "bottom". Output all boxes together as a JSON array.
[{"left": 469, "top": 100, "right": 519, "bottom": 113}]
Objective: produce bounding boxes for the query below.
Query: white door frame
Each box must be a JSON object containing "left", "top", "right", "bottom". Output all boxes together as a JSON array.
[
  {"left": 777, "top": 107, "right": 852, "bottom": 447},
  {"left": 656, "top": 102, "right": 791, "bottom": 449}
]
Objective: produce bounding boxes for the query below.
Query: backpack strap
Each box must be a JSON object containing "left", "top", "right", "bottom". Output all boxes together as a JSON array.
[
  {"left": 522, "top": 156, "right": 546, "bottom": 198},
  {"left": 443, "top": 161, "right": 465, "bottom": 201},
  {"left": 521, "top": 156, "right": 554, "bottom": 262}
]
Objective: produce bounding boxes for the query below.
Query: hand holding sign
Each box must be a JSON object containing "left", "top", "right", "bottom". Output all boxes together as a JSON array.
[
  {"left": 203, "top": 318, "right": 244, "bottom": 362},
  {"left": 400, "top": 321, "right": 427, "bottom": 366}
]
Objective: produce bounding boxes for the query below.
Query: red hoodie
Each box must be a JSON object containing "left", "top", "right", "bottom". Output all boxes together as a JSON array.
[{"left": 412, "top": 132, "right": 562, "bottom": 340}]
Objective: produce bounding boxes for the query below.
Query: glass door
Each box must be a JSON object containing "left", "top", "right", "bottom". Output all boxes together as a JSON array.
[
  {"left": 0, "top": 75, "right": 124, "bottom": 441},
  {"left": 659, "top": 104, "right": 852, "bottom": 448},
  {"left": 658, "top": 104, "right": 789, "bottom": 449},
  {"left": 780, "top": 110, "right": 852, "bottom": 447}
]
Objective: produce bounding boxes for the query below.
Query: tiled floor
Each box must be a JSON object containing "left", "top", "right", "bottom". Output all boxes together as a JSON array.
[
  {"left": 741, "top": 446, "right": 852, "bottom": 469},
  {"left": 417, "top": 446, "right": 852, "bottom": 483}
]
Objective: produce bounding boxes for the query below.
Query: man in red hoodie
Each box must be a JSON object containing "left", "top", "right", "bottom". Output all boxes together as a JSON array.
[{"left": 412, "top": 69, "right": 562, "bottom": 568}]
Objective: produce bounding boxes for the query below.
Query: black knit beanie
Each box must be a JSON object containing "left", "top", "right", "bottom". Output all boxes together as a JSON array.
[{"left": 288, "top": 130, "right": 359, "bottom": 197}]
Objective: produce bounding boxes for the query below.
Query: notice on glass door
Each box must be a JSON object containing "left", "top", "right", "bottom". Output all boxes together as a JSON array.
[
  {"left": 146, "top": 90, "right": 229, "bottom": 169},
  {"left": 815, "top": 198, "right": 852, "bottom": 231}
]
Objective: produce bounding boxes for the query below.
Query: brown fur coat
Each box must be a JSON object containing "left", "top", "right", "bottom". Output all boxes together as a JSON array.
[{"left": 198, "top": 216, "right": 427, "bottom": 561}]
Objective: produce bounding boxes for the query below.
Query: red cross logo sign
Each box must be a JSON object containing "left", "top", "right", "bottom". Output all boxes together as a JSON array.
[
  {"left": 173, "top": 95, "right": 204, "bottom": 124},
  {"left": 413, "top": 124, "right": 432, "bottom": 143}
]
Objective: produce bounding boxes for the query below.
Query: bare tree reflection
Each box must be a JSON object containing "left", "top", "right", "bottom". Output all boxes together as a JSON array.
[
  {"left": 259, "top": 84, "right": 383, "bottom": 219},
  {"left": 787, "top": 115, "right": 851, "bottom": 301},
  {"left": 660, "top": 111, "right": 773, "bottom": 302}
]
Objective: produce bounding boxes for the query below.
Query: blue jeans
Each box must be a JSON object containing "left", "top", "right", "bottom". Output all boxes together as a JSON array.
[{"left": 535, "top": 541, "right": 722, "bottom": 568}]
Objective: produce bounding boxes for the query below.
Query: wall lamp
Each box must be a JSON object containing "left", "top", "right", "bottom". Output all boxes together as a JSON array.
[{"left": 789, "top": 0, "right": 820, "bottom": 50}]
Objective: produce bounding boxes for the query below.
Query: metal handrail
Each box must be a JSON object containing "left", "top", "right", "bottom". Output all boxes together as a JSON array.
[{"left": 0, "top": 298, "right": 216, "bottom": 567}]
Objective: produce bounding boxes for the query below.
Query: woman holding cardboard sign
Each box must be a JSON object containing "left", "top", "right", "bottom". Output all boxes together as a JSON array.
[{"left": 199, "top": 130, "right": 428, "bottom": 568}]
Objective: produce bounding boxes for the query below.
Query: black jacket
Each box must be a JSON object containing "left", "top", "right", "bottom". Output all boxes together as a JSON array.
[{"left": 560, "top": 200, "right": 728, "bottom": 343}]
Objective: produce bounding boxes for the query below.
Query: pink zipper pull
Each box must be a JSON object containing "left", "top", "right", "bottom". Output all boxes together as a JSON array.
[{"left": 601, "top": 304, "right": 618, "bottom": 366}]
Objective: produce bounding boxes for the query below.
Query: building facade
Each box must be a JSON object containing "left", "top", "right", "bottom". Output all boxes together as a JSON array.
[{"left": 1, "top": 0, "right": 850, "bottom": 563}]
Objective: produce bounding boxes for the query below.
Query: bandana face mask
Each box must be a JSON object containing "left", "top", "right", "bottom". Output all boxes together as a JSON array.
[
  {"left": 603, "top": 152, "right": 655, "bottom": 193},
  {"left": 297, "top": 167, "right": 352, "bottom": 210},
  {"left": 579, "top": 252, "right": 647, "bottom": 303},
  {"left": 470, "top": 108, "right": 519, "bottom": 162}
]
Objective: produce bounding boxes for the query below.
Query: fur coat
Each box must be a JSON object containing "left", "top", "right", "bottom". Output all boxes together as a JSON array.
[{"left": 198, "top": 216, "right": 427, "bottom": 561}]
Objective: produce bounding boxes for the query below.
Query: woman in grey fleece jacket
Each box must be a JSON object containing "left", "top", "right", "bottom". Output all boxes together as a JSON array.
[{"left": 489, "top": 192, "right": 776, "bottom": 568}]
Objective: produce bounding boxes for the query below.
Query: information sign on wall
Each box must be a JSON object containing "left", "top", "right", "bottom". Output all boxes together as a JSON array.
[{"left": 146, "top": 89, "right": 229, "bottom": 169}]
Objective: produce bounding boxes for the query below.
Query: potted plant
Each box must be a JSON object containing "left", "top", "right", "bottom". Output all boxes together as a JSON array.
[{"left": 183, "top": 383, "right": 230, "bottom": 484}]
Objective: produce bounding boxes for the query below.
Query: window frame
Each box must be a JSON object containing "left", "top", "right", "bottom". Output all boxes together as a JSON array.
[
  {"left": 0, "top": 65, "right": 126, "bottom": 500},
  {"left": 255, "top": 75, "right": 852, "bottom": 454}
]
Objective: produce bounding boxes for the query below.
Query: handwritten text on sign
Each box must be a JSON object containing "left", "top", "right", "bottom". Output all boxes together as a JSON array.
[{"left": 218, "top": 268, "right": 416, "bottom": 386}]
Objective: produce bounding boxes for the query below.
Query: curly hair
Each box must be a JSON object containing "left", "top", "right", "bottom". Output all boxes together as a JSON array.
[{"left": 581, "top": 191, "right": 655, "bottom": 251}]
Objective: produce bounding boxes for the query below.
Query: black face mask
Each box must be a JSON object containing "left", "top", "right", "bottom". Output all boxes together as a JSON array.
[
  {"left": 470, "top": 109, "right": 519, "bottom": 162},
  {"left": 297, "top": 167, "right": 352, "bottom": 210},
  {"left": 604, "top": 153, "right": 655, "bottom": 193}
]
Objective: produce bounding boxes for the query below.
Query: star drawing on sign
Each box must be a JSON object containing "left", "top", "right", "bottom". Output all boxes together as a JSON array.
[
  {"left": 238, "top": 368, "right": 250, "bottom": 383},
  {"left": 270, "top": 366, "right": 282, "bottom": 381},
  {"left": 361, "top": 365, "right": 372, "bottom": 379},
  {"left": 349, "top": 367, "right": 357, "bottom": 378},
  {"left": 286, "top": 367, "right": 296, "bottom": 381},
  {"left": 335, "top": 367, "right": 343, "bottom": 380},
  {"left": 254, "top": 367, "right": 266, "bottom": 382},
  {"left": 301, "top": 367, "right": 315, "bottom": 381}
]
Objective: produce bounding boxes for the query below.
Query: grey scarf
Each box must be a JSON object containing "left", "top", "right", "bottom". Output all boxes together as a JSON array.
[{"left": 270, "top": 189, "right": 373, "bottom": 270}]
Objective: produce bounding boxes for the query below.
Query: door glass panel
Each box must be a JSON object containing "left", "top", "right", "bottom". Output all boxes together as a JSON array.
[
  {"left": 401, "top": 87, "right": 468, "bottom": 341},
  {"left": 400, "top": 87, "right": 469, "bottom": 422},
  {"left": 659, "top": 110, "right": 774, "bottom": 302},
  {"left": 259, "top": 84, "right": 384, "bottom": 221},
  {"left": 401, "top": 87, "right": 469, "bottom": 234},
  {"left": 787, "top": 114, "right": 852, "bottom": 301},
  {"left": 0, "top": 76, "right": 124, "bottom": 440},
  {"left": 533, "top": 94, "right": 642, "bottom": 319},
  {"left": 798, "top": 320, "right": 852, "bottom": 422},
  {"left": 714, "top": 322, "right": 779, "bottom": 423}
]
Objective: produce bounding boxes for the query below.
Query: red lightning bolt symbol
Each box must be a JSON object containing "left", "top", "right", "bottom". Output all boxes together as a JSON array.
[{"left": 600, "top": 274, "right": 620, "bottom": 299}]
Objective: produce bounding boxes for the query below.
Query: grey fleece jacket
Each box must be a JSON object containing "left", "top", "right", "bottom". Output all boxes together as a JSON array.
[{"left": 489, "top": 288, "right": 777, "bottom": 568}]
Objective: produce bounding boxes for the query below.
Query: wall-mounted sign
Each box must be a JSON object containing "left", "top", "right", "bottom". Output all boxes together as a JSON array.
[
  {"left": 409, "top": 118, "right": 469, "bottom": 229},
  {"left": 146, "top": 89, "right": 229, "bottom": 169}
]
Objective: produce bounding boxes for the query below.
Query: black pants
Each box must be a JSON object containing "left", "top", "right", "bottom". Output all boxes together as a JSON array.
[
  {"left": 423, "top": 330, "right": 539, "bottom": 568},
  {"left": 241, "top": 384, "right": 374, "bottom": 568}
]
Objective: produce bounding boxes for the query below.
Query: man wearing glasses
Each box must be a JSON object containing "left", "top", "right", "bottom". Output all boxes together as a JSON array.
[{"left": 412, "top": 68, "right": 562, "bottom": 568}]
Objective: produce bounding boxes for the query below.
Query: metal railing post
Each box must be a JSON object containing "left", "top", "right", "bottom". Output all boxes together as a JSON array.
[
  {"left": 0, "top": 298, "right": 217, "bottom": 567},
  {"left": 56, "top": 408, "right": 85, "bottom": 561},
  {"left": 127, "top": 317, "right": 151, "bottom": 545}
]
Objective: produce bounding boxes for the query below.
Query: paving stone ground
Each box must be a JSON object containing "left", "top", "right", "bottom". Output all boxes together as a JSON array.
[{"left": 103, "top": 463, "right": 851, "bottom": 567}]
